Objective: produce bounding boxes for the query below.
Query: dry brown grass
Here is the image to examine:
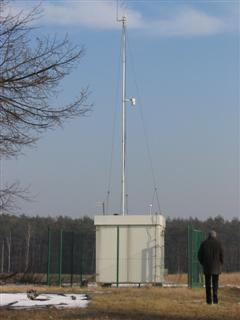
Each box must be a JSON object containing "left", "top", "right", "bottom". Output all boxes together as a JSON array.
[
  {"left": 0, "top": 280, "right": 240, "bottom": 320},
  {"left": 219, "top": 272, "right": 240, "bottom": 286},
  {"left": 165, "top": 272, "right": 240, "bottom": 286}
]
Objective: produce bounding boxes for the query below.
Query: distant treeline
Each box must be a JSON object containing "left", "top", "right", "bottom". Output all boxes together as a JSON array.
[
  {"left": 165, "top": 216, "right": 240, "bottom": 273},
  {"left": 0, "top": 214, "right": 239, "bottom": 277},
  {"left": 0, "top": 214, "right": 95, "bottom": 278}
]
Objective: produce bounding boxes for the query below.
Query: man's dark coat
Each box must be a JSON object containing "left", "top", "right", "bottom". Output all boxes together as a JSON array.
[{"left": 198, "top": 237, "right": 224, "bottom": 275}]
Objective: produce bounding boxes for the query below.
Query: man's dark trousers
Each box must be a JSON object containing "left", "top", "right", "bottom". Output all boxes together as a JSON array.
[{"left": 205, "top": 274, "right": 219, "bottom": 304}]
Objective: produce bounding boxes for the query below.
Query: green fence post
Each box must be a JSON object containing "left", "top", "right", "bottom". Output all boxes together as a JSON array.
[
  {"left": 70, "top": 232, "right": 74, "bottom": 287},
  {"left": 116, "top": 225, "right": 119, "bottom": 287},
  {"left": 188, "top": 225, "right": 204, "bottom": 288},
  {"left": 79, "top": 233, "right": 83, "bottom": 286},
  {"left": 187, "top": 224, "right": 192, "bottom": 288},
  {"left": 58, "top": 229, "right": 63, "bottom": 286},
  {"left": 47, "top": 227, "right": 51, "bottom": 286}
]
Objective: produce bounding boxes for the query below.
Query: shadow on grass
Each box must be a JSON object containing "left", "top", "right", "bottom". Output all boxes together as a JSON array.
[
  {"left": 221, "top": 287, "right": 240, "bottom": 303},
  {"left": 63, "top": 310, "right": 202, "bottom": 320}
]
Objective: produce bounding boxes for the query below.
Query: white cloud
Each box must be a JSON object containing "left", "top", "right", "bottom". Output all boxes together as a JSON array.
[
  {"left": 7, "top": 0, "right": 143, "bottom": 29},
  {"left": 148, "top": 8, "right": 229, "bottom": 37},
  {"left": 7, "top": 1, "right": 236, "bottom": 37}
]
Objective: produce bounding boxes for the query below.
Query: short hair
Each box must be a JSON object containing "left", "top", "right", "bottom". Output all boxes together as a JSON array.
[{"left": 209, "top": 230, "right": 217, "bottom": 238}]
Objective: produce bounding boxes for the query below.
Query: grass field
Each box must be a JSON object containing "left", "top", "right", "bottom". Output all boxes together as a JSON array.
[
  {"left": 0, "top": 273, "right": 239, "bottom": 320},
  {"left": 165, "top": 271, "right": 240, "bottom": 286}
]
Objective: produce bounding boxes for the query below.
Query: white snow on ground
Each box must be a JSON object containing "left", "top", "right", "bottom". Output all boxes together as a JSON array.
[{"left": 0, "top": 293, "right": 89, "bottom": 309}]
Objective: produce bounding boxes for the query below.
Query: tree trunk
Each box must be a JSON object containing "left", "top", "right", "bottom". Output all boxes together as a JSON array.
[
  {"left": 1, "top": 240, "right": 4, "bottom": 273},
  {"left": 25, "top": 224, "right": 31, "bottom": 272},
  {"left": 6, "top": 231, "right": 11, "bottom": 273}
]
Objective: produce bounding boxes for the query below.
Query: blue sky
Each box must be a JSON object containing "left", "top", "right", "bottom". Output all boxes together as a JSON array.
[{"left": 2, "top": 0, "right": 239, "bottom": 219}]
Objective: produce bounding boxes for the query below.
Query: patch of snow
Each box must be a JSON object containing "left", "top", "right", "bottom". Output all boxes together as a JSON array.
[
  {"left": 163, "top": 284, "right": 188, "bottom": 288},
  {"left": 223, "top": 284, "right": 240, "bottom": 289},
  {"left": 0, "top": 293, "right": 89, "bottom": 309}
]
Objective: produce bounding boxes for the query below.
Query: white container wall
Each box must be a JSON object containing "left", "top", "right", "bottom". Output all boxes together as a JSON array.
[{"left": 94, "top": 215, "right": 165, "bottom": 284}]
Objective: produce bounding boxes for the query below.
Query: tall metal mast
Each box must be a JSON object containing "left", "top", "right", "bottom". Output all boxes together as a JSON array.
[
  {"left": 117, "top": 3, "right": 136, "bottom": 215},
  {"left": 121, "top": 16, "right": 127, "bottom": 216}
]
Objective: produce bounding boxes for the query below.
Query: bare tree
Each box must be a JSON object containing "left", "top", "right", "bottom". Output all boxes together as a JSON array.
[
  {"left": 6, "top": 230, "right": 11, "bottom": 272},
  {"left": 25, "top": 223, "right": 31, "bottom": 271},
  {"left": 0, "top": 182, "right": 29, "bottom": 212},
  {"left": 0, "top": 2, "right": 91, "bottom": 210},
  {"left": 1, "top": 239, "right": 4, "bottom": 273}
]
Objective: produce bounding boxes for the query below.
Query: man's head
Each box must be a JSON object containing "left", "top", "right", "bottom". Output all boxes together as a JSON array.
[{"left": 209, "top": 230, "right": 217, "bottom": 238}]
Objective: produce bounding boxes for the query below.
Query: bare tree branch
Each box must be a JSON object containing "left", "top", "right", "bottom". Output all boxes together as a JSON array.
[
  {"left": 0, "top": 182, "right": 30, "bottom": 212},
  {"left": 0, "top": 1, "right": 92, "bottom": 210}
]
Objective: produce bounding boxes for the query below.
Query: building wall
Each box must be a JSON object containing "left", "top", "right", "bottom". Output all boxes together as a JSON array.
[{"left": 95, "top": 215, "right": 165, "bottom": 283}]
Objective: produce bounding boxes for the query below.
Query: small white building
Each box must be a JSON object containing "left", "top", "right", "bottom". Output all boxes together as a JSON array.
[{"left": 94, "top": 214, "right": 165, "bottom": 284}]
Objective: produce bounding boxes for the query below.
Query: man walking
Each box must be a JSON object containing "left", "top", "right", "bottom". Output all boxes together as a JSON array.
[{"left": 198, "top": 230, "right": 224, "bottom": 304}]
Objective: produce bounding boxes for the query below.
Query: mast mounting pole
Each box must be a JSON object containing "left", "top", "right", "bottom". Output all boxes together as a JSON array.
[
  {"left": 117, "top": 9, "right": 127, "bottom": 216},
  {"left": 117, "top": 3, "right": 136, "bottom": 216},
  {"left": 120, "top": 16, "right": 127, "bottom": 216}
]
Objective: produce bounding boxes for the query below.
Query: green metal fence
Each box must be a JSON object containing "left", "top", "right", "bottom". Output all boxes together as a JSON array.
[
  {"left": 187, "top": 225, "right": 204, "bottom": 288},
  {"left": 46, "top": 228, "right": 95, "bottom": 286}
]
